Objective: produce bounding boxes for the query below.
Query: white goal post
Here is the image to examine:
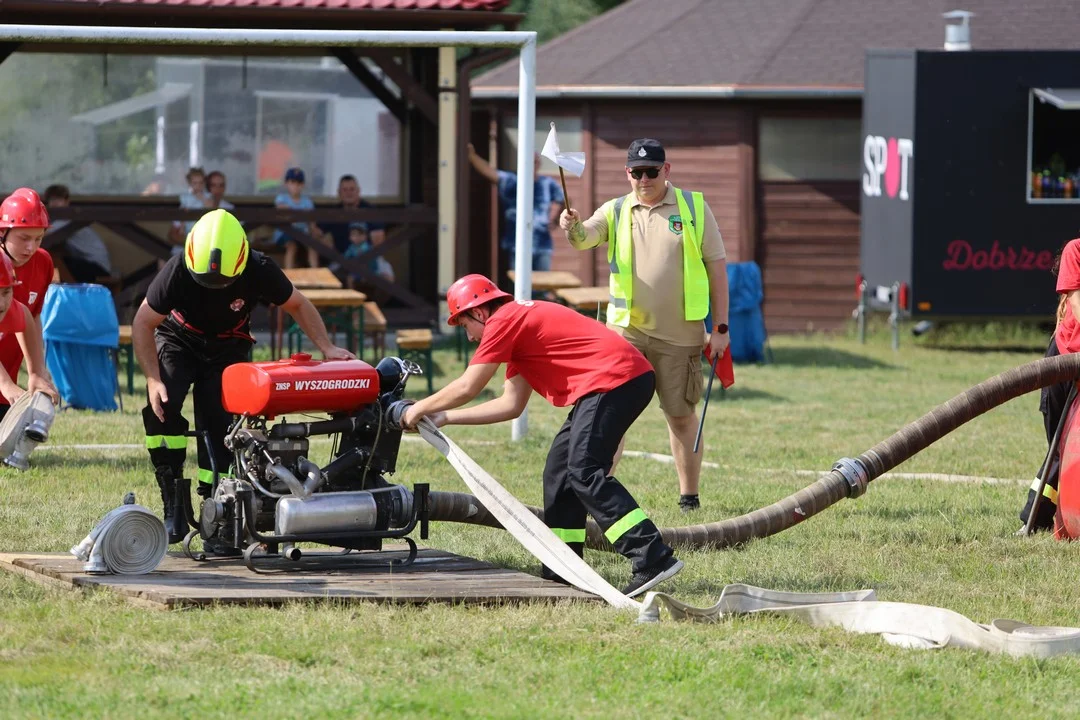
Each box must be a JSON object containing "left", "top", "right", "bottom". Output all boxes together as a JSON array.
[{"left": 0, "top": 24, "right": 538, "bottom": 439}]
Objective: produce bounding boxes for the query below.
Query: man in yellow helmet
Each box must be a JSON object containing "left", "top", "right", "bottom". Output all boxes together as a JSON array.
[{"left": 133, "top": 209, "right": 354, "bottom": 549}]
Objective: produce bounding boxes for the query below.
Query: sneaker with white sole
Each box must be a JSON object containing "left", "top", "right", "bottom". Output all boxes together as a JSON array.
[{"left": 621, "top": 557, "right": 684, "bottom": 598}]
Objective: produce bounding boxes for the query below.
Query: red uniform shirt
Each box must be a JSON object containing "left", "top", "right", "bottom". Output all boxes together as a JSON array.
[
  {"left": 1057, "top": 238, "right": 1080, "bottom": 354},
  {"left": 0, "top": 250, "right": 53, "bottom": 397},
  {"left": 0, "top": 300, "right": 28, "bottom": 334},
  {"left": 470, "top": 300, "right": 653, "bottom": 407}
]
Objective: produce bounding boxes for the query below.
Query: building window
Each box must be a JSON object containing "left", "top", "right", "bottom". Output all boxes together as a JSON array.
[
  {"left": 0, "top": 52, "right": 405, "bottom": 199},
  {"left": 1027, "top": 89, "right": 1080, "bottom": 203},
  {"left": 502, "top": 116, "right": 583, "bottom": 176},
  {"left": 758, "top": 117, "right": 861, "bottom": 181}
]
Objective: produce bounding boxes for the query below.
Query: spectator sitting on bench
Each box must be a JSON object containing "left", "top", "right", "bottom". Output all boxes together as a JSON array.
[
  {"left": 338, "top": 222, "right": 394, "bottom": 296},
  {"left": 274, "top": 167, "right": 325, "bottom": 270},
  {"left": 168, "top": 167, "right": 214, "bottom": 256},
  {"left": 206, "top": 171, "right": 235, "bottom": 212},
  {"left": 43, "top": 184, "right": 115, "bottom": 284},
  {"left": 320, "top": 174, "right": 386, "bottom": 257}
]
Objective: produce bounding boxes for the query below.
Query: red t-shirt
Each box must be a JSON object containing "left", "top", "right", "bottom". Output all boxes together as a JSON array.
[
  {"left": 469, "top": 300, "right": 653, "bottom": 407},
  {"left": 1056, "top": 238, "right": 1080, "bottom": 353},
  {"left": 0, "top": 300, "right": 28, "bottom": 334},
  {"left": 0, "top": 250, "right": 53, "bottom": 394}
]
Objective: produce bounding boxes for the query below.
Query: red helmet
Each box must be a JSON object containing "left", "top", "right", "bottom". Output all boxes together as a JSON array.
[
  {"left": 446, "top": 273, "right": 511, "bottom": 326},
  {"left": 0, "top": 251, "right": 19, "bottom": 289},
  {"left": 0, "top": 189, "right": 49, "bottom": 229}
]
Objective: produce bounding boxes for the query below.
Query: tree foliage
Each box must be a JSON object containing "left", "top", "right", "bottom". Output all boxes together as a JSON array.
[
  {"left": 0, "top": 53, "right": 156, "bottom": 192},
  {"left": 507, "top": 0, "right": 629, "bottom": 44}
]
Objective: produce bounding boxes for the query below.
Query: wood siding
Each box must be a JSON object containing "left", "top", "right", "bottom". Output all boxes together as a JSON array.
[
  {"left": 757, "top": 181, "right": 861, "bottom": 333},
  {"left": 543, "top": 102, "right": 754, "bottom": 286}
]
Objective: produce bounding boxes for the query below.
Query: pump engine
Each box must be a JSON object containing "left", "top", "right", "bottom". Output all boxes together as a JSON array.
[{"left": 185, "top": 352, "right": 429, "bottom": 569}]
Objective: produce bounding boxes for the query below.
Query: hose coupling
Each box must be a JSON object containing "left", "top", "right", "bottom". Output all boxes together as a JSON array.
[{"left": 833, "top": 457, "right": 869, "bottom": 498}]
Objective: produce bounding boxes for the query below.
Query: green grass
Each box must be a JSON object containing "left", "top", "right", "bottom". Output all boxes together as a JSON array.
[{"left": 3, "top": 329, "right": 1080, "bottom": 719}]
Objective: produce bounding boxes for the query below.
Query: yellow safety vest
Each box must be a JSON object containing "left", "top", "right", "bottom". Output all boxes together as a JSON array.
[{"left": 602, "top": 186, "right": 710, "bottom": 328}]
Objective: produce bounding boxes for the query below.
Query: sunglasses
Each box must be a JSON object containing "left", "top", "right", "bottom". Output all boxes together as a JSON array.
[{"left": 629, "top": 167, "right": 661, "bottom": 180}]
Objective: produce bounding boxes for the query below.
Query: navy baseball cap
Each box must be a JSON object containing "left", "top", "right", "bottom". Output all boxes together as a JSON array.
[
  {"left": 626, "top": 139, "right": 666, "bottom": 168},
  {"left": 348, "top": 221, "right": 369, "bottom": 232},
  {"left": 284, "top": 167, "right": 306, "bottom": 183}
]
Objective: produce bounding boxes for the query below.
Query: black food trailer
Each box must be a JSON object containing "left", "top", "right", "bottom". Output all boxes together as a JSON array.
[{"left": 859, "top": 49, "right": 1080, "bottom": 339}]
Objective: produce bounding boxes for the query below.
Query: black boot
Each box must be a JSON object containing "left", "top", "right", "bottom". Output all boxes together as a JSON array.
[
  {"left": 173, "top": 475, "right": 194, "bottom": 539},
  {"left": 155, "top": 466, "right": 187, "bottom": 544}
]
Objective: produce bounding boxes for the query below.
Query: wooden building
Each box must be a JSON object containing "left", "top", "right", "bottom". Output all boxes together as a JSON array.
[{"left": 471, "top": 0, "right": 1080, "bottom": 333}]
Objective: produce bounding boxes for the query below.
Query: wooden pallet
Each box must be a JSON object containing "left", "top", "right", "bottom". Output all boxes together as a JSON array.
[{"left": 0, "top": 548, "right": 596, "bottom": 610}]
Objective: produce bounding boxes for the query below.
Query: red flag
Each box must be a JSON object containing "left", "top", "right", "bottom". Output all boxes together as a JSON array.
[{"left": 703, "top": 345, "right": 735, "bottom": 389}]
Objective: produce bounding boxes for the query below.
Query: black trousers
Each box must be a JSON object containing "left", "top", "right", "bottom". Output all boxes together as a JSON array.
[
  {"left": 142, "top": 318, "right": 250, "bottom": 488},
  {"left": 1022, "top": 335, "right": 1072, "bottom": 529},
  {"left": 542, "top": 370, "right": 673, "bottom": 575}
]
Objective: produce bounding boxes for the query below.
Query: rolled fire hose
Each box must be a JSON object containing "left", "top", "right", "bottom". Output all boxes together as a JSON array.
[
  {"left": 70, "top": 493, "right": 168, "bottom": 575},
  {"left": 428, "top": 351, "right": 1080, "bottom": 551},
  {"left": 417, "top": 419, "right": 1080, "bottom": 656}
]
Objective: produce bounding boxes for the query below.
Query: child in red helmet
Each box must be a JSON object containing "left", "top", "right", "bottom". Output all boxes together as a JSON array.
[
  {"left": 0, "top": 251, "right": 57, "bottom": 415},
  {"left": 402, "top": 273, "right": 682, "bottom": 598},
  {"left": 0, "top": 188, "right": 58, "bottom": 418}
]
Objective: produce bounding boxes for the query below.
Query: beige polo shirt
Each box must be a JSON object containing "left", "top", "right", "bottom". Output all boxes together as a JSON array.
[{"left": 580, "top": 183, "right": 726, "bottom": 346}]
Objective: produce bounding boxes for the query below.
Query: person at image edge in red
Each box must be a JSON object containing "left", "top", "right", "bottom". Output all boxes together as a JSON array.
[
  {"left": 0, "top": 250, "right": 57, "bottom": 410},
  {"left": 1021, "top": 236, "right": 1080, "bottom": 531},
  {"left": 401, "top": 273, "right": 683, "bottom": 598},
  {"left": 0, "top": 188, "right": 58, "bottom": 419}
]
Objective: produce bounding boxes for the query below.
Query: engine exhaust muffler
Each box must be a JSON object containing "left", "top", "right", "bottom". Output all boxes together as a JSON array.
[{"left": 275, "top": 486, "right": 414, "bottom": 536}]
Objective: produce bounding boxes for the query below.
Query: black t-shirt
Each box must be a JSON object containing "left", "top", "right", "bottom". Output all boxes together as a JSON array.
[
  {"left": 322, "top": 200, "right": 386, "bottom": 255},
  {"left": 147, "top": 251, "right": 294, "bottom": 335}
]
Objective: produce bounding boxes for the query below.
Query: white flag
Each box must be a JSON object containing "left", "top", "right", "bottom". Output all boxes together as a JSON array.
[{"left": 540, "top": 121, "right": 586, "bottom": 177}]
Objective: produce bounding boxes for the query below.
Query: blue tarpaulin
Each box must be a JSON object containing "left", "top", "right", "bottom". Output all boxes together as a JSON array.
[
  {"left": 41, "top": 284, "right": 119, "bottom": 411},
  {"left": 705, "top": 261, "right": 767, "bottom": 364}
]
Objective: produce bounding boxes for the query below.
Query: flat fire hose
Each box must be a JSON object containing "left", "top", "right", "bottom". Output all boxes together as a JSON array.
[
  {"left": 418, "top": 420, "right": 1080, "bottom": 657},
  {"left": 70, "top": 495, "right": 168, "bottom": 575}
]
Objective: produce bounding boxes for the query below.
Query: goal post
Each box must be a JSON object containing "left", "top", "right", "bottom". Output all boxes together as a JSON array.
[{"left": 0, "top": 24, "right": 538, "bottom": 439}]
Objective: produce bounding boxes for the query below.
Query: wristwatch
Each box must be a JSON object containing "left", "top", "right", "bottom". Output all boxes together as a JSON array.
[{"left": 714, "top": 323, "right": 729, "bottom": 335}]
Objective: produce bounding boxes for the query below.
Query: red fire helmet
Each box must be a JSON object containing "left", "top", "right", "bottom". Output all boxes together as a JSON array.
[
  {"left": 446, "top": 274, "right": 511, "bottom": 326},
  {"left": 0, "top": 251, "right": 20, "bottom": 288},
  {"left": 0, "top": 189, "right": 50, "bottom": 229}
]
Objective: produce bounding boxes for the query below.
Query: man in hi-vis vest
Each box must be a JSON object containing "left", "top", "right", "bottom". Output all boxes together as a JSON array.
[{"left": 560, "top": 138, "right": 729, "bottom": 512}]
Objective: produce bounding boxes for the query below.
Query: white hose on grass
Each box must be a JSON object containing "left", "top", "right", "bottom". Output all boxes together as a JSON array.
[{"left": 419, "top": 420, "right": 1080, "bottom": 657}]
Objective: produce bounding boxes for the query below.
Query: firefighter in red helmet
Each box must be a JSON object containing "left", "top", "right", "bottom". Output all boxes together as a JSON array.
[
  {"left": 0, "top": 188, "right": 59, "bottom": 418},
  {"left": 402, "top": 274, "right": 683, "bottom": 598},
  {"left": 0, "top": 251, "right": 57, "bottom": 415}
]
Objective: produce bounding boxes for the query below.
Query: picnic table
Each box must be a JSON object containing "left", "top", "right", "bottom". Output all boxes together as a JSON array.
[
  {"left": 507, "top": 270, "right": 582, "bottom": 293},
  {"left": 284, "top": 267, "right": 342, "bottom": 290},
  {"left": 555, "top": 286, "right": 609, "bottom": 321},
  {"left": 273, "top": 268, "right": 349, "bottom": 358},
  {"left": 280, "top": 288, "right": 368, "bottom": 359}
]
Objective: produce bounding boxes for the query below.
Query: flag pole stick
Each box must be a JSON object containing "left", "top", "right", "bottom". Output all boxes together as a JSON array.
[
  {"left": 557, "top": 166, "right": 571, "bottom": 212},
  {"left": 693, "top": 354, "right": 720, "bottom": 455}
]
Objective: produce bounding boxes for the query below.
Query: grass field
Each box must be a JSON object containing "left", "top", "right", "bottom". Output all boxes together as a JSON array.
[{"left": 3, "top": 327, "right": 1080, "bottom": 719}]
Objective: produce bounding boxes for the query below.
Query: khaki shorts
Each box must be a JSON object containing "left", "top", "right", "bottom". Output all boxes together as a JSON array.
[{"left": 614, "top": 326, "right": 703, "bottom": 417}]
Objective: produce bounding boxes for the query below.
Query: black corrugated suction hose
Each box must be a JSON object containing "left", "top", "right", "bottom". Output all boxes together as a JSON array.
[{"left": 427, "top": 352, "right": 1080, "bottom": 551}]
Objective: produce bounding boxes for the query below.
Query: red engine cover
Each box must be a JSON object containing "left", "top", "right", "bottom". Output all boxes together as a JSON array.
[
  {"left": 1055, "top": 391, "right": 1080, "bottom": 540},
  {"left": 222, "top": 353, "right": 380, "bottom": 418}
]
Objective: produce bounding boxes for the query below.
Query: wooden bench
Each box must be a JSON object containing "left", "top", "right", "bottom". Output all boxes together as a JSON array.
[
  {"left": 395, "top": 328, "right": 434, "bottom": 394},
  {"left": 360, "top": 301, "right": 387, "bottom": 363},
  {"left": 117, "top": 325, "right": 134, "bottom": 395}
]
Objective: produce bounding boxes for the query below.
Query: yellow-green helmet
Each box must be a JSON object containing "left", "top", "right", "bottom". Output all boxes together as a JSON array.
[{"left": 184, "top": 209, "right": 248, "bottom": 289}]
